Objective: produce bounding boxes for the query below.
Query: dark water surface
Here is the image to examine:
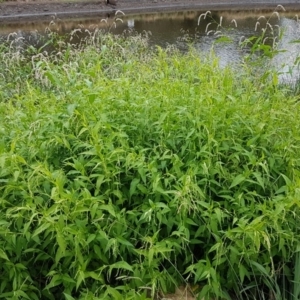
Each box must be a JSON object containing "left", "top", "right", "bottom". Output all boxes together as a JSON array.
[{"left": 1, "top": 9, "right": 300, "bottom": 82}]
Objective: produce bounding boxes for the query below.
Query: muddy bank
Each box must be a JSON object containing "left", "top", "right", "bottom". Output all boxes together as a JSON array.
[{"left": 0, "top": 0, "right": 299, "bottom": 23}]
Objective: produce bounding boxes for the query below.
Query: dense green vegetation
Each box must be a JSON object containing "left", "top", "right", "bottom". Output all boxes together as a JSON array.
[{"left": 0, "top": 31, "right": 300, "bottom": 300}]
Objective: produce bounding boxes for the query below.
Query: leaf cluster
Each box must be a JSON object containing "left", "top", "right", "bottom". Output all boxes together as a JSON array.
[{"left": 0, "top": 32, "right": 300, "bottom": 299}]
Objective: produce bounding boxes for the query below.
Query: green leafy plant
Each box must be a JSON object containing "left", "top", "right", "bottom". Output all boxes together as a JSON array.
[{"left": 1, "top": 26, "right": 300, "bottom": 300}]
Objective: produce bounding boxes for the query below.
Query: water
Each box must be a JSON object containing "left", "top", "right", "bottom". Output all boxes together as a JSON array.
[
  {"left": 1, "top": 9, "right": 300, "bottom": 82},
  {"left": 272, "top": 16, "right": 300, "bottom": 84}
]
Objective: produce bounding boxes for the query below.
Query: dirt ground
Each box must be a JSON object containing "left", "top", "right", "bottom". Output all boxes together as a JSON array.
[{"left": 1, "top": 0, "right": 300, "bottom": 23}]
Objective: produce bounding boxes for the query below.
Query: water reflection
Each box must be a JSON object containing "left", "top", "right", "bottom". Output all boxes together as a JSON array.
[
  {"left": 1, "top": 9, "right": 300, "bottom": 82},
  {"left": 273, "top": 16, "right": 300, "bottom": 84},
  {"left": 127, "top": 19, "right": 135, "bottom": 28}
]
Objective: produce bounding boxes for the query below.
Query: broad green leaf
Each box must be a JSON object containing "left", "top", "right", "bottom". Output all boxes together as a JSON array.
[
  {"left": 198, "top": 284, "right": 211, "bottom": 298},
  {"left": 281, "top": 173, "right": 292, "bottom": 186},
  {"left": 64, "top": 293, "right": 76, "bottom": 300},
  {"left": 0, "top": 249, "right": 9, "bottom": 261},
  {"left": 185, "top": 218, "right": 198, "bottom": 226},
  {"left": 208, "top": 242, "right": 222, "bottom": 254},
  {"left": 85, "top": 271, "right": 104, "bottom": 282},
  {"left": 230, "top": 174, "right": 246, "bottom": 189},
  {"left": 239, "top": 264, "right": 249, "bottom": 283},
  {"left": 44, "top": 274, "right": 63, "bottom": 290},
  {"left": 96, "top": 175, "right": 105, "bottom": 190},
  {"left": 16, "top": 290, "right": 31, "bottom": 300},
  {"left": 116, "top": 236, "right": 133, "bottom": 247},
  {"left": 138, "top": 167, "right": 146, "bottom": 184},
  {"left": 76, "top": 271, "right": 85, "bottom": 290},
  {"left": 32, "top": 222, "right": 51, "bottom": 238},
  {"left": 250, "top": 260, "right": 269, "bottom": 276},
  {"left": 110, "top": 261, "right": 133, "bottom": 272},
  {"left": 105, "top": 286, "right": 122, "bottom": 299},
  {"left": 253, "top": 172, "right": 265, "bottom": 190},
  {"left": 130, "top": 178, "right": 140, "bottom": 197},
  {"left": 137, "top": 183, "right": 148, "bottom": 194},
  {"left": 15, "top": 263, "right": 27, "bottom": 270},
  {"left": 87, "top": 234, "right": 96, "bottom": 244},
  {"left": 99, "top": 204, "right": 116, "bottom": 217},
  {"left": 0, "top": 292, "right": 13, "bottom": 299},
  {"left": 61, "top": 274, "right": 76, "bottom": 284},
  {"left": 56, "top": 233, "right": 66, "bottom": 254}
]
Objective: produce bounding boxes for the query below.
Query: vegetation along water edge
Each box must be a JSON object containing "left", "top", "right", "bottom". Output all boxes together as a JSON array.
[{"left": 1, "top": 10, "right": 300, "bottom": 300}]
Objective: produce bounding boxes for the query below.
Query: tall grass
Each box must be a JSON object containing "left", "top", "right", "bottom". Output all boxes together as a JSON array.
[{"left": 0, "top": 30, "right": 300, "bottom": 300}]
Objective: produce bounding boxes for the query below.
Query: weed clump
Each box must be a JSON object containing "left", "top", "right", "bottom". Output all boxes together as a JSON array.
[{"left": 0, "top": 31, "right": 300, "bottom": 300}]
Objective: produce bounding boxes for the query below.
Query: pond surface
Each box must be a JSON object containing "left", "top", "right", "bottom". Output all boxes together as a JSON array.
[{"left": 1, "top": 8, "right": 300, "bottom": 83}]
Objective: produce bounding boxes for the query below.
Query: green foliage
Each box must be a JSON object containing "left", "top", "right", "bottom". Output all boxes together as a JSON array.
[{"left": 0, "top": 31, "right": 300, "bottom": 299}]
